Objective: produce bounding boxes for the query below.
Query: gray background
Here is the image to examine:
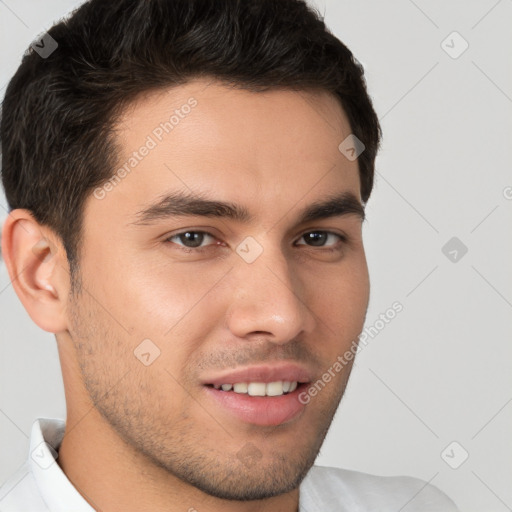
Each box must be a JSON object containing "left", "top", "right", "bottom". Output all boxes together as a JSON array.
[{"left": 1, "top": 1, "right": 511, "bottom": 510}]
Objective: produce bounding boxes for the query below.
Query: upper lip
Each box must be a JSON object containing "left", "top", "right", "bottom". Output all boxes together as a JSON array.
[{"left": 201, "top": 363, "right": 313, "bottom": 386}]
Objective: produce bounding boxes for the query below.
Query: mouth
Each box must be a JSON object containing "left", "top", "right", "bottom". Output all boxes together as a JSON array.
[{"left": 201, "top": 364, "right": 312, "bottom": 426}]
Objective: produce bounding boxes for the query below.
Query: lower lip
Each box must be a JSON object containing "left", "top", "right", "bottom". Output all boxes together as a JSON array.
[{"left": 203, "top": 385, "right": 308, "bottom": 426}]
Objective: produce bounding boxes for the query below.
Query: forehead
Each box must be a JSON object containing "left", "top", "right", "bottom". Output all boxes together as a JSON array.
[{"left": 87, "top": 79, "right": 361, "bottom": 225}]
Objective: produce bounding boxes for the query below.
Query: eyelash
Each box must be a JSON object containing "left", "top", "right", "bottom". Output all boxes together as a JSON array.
[{"left": 164, "top": 230, "right": 347, "bottom": 254}]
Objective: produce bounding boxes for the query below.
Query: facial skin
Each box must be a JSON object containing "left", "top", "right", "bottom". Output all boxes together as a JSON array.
[{"left": 2, "top": 79, "right": 369, "bottom": 512}]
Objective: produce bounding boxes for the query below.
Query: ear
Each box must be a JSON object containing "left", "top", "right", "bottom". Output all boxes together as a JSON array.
[{"left": 1, "top": 209, "right": 70, "bottom": 333}]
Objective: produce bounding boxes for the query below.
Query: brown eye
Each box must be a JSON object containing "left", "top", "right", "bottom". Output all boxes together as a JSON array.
[{"left": 165, "top": 231, "right": 217, "bottom": 250}]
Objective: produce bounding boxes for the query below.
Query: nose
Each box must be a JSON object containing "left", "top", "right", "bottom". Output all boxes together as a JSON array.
[{"left": 225, "top": 242, "right": 316, "bottom": 344}]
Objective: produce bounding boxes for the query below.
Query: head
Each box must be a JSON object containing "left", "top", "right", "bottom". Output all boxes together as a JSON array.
[{"left": 1, "top": 0, "right": 381, "bottom": 502}]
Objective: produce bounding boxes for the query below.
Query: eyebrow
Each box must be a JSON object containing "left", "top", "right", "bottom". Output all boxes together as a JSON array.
[{"left": 130, "top": 190, "right": 365, "bottom": 226}]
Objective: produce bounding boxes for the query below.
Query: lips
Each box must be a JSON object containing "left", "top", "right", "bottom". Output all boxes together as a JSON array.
[
  {"left": 201, "top": 363, "right": 312, "bottom": 426},
  {"left": 201, "top": 363, "right": 312, "bottom": 387}
]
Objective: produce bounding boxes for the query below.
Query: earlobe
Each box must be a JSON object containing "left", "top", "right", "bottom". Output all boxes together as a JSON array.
[{"left": 1, "top": 209, "right": 69, "bottom": 333}]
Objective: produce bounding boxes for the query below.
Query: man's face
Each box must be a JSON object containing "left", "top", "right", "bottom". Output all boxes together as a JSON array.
[{"left": 66, "top": 80, "right": 369, "bottom": 500}]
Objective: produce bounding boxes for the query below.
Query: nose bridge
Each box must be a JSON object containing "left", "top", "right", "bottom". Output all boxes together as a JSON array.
[{"left": 226, "top": 237, "right": 315, "bottom": 341}]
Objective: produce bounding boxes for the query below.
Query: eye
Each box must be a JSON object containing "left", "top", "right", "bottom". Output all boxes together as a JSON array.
[
  {"left": 165, "top": 230, "right": 219, "bottom": 250},
  {"left": 295, "top": 231, "right": 346, "bottom": 249}
]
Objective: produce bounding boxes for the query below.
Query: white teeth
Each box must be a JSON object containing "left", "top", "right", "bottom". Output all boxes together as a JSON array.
[
  {"left": 214, "top": 381, "right": 299, "bottom": 396},
  {"left": 233, "top": 382, "right": 248, "bottom": 393},
  {"left": 266, "top": 381, "right": 284, "bottom": 396},
  {"left": 248, "top": 382, "right": 267, "bottom": 396}
]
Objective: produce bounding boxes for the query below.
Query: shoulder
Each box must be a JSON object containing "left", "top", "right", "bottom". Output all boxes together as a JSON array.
[
  {"left": 300, "top": 465, "right": 460, "bottom": 511},
  {"left": 0, "top": 462, "right": 49, "bottom": 512}
]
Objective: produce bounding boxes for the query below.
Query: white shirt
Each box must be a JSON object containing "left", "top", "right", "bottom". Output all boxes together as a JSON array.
[{"left": 0, "top": 418, "right": 459, "bottom": 511}]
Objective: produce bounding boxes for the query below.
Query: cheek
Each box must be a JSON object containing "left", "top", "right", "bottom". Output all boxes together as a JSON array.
[
  {"left": 312, "top": 259, "right": 369, "bottom": 341},
  {"left": 348, "top": 260, "right": 370, "bottom": 314},
  {"left": 97, "top": 255, "right": 227, "bottom": 335},
  {"left": 101, "top": 260, "right": 232, "bottom": 374}
]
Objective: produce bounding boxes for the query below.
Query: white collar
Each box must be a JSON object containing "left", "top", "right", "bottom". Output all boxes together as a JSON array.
[{"left": 30, "top": 418, "right": 95, "bottom": 511}]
